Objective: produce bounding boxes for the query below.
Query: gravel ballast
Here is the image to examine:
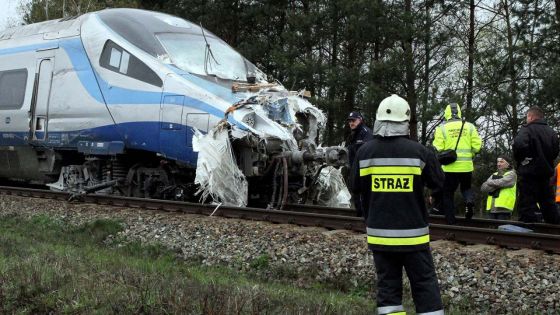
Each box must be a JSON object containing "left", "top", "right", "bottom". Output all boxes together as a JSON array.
[{"left": 1, "top": 195, "right": 559, "bottom": 313}]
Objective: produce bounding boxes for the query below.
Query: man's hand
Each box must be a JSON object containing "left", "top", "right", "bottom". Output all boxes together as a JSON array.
[
  {"left": 465, "top": 202, "right": 474, "bottom": 220},
  {"left": 465, "top": 208, "right": 473, "bottom": 220}
]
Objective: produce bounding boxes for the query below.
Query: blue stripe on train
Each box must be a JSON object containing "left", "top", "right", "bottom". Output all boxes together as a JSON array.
[
  {"left": 0, "top": 37, "right": 250, "bottom": 166},
  {"left": 0, "top": 121, "right": 199, "bottom": 166},
  {"left": 60, "top": 39, "right": 246, "bottom": 129},
  {"left": 1, "top": 38, "right": 246, "bottom": 128}
]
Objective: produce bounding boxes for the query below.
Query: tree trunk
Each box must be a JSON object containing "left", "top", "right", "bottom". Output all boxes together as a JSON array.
[
  {"left": 504, "top": 0, "right": 519, "bottom": 135},
  {"left": 466, "top": 0, "right": 475, "bottom": 120},
  {"left": 420, "top": 0, "right": 432, "bottom": 145},
  {"left": 343, "top": 42, "right": 358, "bottom": 122},
  {"left": 526, "top": 0, "right": 540, "bottom": 108},
  {"left": 326, "top": 1, "right": 339, "bottom": 145},
  {"left": 404, "top": 0, "right": 418, "bottom": 141},
  {"left": 555, "top": 0, "right": 560, "bottom": 23}
]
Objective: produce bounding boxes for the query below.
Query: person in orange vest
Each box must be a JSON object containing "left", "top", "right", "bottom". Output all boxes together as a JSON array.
[{"left": 554, "top": 163, "right": 560, "bottom": 204}]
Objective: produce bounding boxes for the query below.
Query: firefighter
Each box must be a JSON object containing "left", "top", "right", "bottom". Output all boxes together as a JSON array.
[
  {"left": 480, "top": 156, "right": 517, "bottom": 220},
  {"left": 513, "top": 106, "right": 559, "bottom": 224},
  {"left": 346, "top": 111, "right": 374, "bottom": 217},
  {"left": 433, "top": 103, "right": 482, "bottom": 224},
  {"left": 352, "top": 94, "right": 445, "bottom": 315}
]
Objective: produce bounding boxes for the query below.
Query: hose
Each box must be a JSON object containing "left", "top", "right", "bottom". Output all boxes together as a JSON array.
[{"left": 269, "top": 161, "right": 280, "bottom": 209}]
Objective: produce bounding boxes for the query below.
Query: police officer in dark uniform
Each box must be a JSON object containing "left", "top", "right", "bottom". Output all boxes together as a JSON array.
[
  {"left": 346, "top": 111, "right": 374, "bottom": 217},
  {"left": 513, "top": 106, "right": 560, "bottom": 224},
  {"left": 352, "top": 95, "right": 445, "bottom": 315}
]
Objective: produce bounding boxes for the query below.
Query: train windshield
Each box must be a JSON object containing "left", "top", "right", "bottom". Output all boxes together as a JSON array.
[{"left": 156, "top": 33, "right": 247, "bottom": 81}]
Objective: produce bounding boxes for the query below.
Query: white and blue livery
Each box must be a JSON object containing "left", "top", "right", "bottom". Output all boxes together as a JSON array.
[{"left": 0, "top": 8, "right": 346, "bottom": 206}]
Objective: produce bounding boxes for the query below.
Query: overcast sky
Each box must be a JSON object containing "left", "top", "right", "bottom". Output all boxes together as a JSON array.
[{"left": 0, "top": 0, "right": 30, "bottom": 30}]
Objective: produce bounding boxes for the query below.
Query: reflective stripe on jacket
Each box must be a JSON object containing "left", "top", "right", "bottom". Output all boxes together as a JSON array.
[
  {"left": 433, "top": 119, "right": 481, "bottom": 172},
  {"left": 352, "top": 136, "right": 445, "bottom": 252},
  {"left": 367, "top": 226, "right": 429, "bottom": 246},
  {"left": 485, "top": 171, "right": 517, "bottom": 212}
]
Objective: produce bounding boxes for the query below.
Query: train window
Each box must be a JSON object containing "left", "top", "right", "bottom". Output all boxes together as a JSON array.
[
  {"left": 0, "top": 69, "right": 27, "bottom": 110},
  {"left": 156, "top": 33, "right": 247, "bottom": 81},
  {"left": 100, "top": 40, "right": 163, "bottom": 87},
  {"left": 109, "top": 48, "right": 122, "bottom": 68}
]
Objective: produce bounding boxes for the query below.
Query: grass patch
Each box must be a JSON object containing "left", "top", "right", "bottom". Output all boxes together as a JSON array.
[
  {"left": 0, "top": 214, "right": 494, "bottom": 314},
  {"left": 0, "top": 214, "right": 374, "bottom": 314},
  {"left": 249, "top": 254, "right": 270, "bottom": 270}
]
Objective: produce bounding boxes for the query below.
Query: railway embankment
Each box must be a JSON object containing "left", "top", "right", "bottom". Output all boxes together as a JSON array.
[{"left": 1, "top": 195, "right": 559, "bottom": 313}]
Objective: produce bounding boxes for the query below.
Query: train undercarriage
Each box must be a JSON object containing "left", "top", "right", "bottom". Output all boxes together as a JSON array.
[
  {"left": 1, "top": 89, "right": 350, "bottom": 209},
  {"left": 40, "top": 141, "right": 349, "bottom": 209}
]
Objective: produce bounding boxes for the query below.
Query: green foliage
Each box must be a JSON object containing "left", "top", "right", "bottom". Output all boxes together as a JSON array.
[{"left": 250, "top": 254, "right": 270, "bottom": 270}]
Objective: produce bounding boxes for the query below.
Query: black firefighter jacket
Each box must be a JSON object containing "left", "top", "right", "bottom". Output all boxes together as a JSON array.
[
  {"left": 352, "top": 136, "right": 445, "bottom": 252},
  {"left": 513, "top": 119, "right": 559, "bottom": 179}
]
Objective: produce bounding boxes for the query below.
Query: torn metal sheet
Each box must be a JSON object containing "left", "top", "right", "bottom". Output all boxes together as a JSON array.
[
  {"left": 314, "top": 166, "right": 352, "bottom": 208},
  {"left": 195, "top": 82, "right": 348, "bottom": 208},
  {"left": 193, "top": 128, "right": 248, "bottom": 207}
]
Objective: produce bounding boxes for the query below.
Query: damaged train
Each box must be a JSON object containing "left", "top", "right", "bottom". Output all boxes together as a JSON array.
[{"left": 0, "top": 8, "right": 350, "bottom": 208}]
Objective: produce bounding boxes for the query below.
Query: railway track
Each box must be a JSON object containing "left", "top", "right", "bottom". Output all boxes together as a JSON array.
[
  {"left": 0, "top": 186, "right": 558, "bottom": 253},
  {"left": 283, "top": 203, "right": 560, "bottom": 235}
]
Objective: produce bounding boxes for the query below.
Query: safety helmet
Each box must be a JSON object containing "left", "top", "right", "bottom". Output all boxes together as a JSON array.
[
  {"left": 376, "top": 94, "right": 411, "bottom": 122},
  {"left": 444, "top": 103, "right": 462, "bottom": 120}
]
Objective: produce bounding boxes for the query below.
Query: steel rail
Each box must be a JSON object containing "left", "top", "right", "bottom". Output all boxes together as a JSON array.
[
  {"left": 283, "top": 203, "right": 560, "bottom": 235},
  {"left": 0, "top": 186, "right": 558, "bottom": 253},
  {"left": 429, "top": 224, "right": 560, "bottom": 253}
]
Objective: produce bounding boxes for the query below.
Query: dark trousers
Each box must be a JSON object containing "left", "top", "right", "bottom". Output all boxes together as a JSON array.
[
  {"left": 430, "top": 187, "right": 443, "bottom": 215},
  {"left": 442, "top": 172, "right": 474, "bottom": 224},
  {"left": 373, "top": 249, "right": 443, "bottom": 314},
  {"left": 518, "top": 177, "right": 560, "bottom": 224}
]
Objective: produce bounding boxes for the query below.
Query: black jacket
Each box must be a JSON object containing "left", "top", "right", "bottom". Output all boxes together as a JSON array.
[
  {"left": 513, "top": 119, "right": 559, "bottom": 179},
  {"left": 347, "top": 123, "right": 374, "bottom": 169},
  {"left": 352, "top": 136, "right": 445, "bottom": 252}
]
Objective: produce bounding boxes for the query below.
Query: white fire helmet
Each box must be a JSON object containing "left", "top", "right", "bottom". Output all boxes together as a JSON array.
[{"left": 376, "top": 94, "right": 411, "bottom": 122}]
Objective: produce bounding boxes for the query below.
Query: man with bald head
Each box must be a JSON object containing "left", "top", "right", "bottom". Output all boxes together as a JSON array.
[{"left": 513, "top": 106, "right": 560, "bottom": 224}]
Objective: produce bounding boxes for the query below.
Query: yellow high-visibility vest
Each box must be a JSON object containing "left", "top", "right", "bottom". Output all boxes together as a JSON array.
[
  {"left": 433, "top": 121, "right": 481, "bottom": 172},
  {"left": 432, "top": 104, "right": 482, "bottom": 172},
  {"left": 486, "top": 171, "right": 516, "bottom": 212}
]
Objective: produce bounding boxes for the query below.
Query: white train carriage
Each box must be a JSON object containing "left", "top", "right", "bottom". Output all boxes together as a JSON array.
[{"left": 0, "top": 8, "right": 347, "bottom": 207}]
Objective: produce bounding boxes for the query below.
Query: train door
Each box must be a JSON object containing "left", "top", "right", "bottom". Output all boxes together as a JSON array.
[
  {"left": 159, "top": 94, "right": 184, "bottom": 160},
  {"left": 30, "top": 52, "right": 56, "bottom": 142}
]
